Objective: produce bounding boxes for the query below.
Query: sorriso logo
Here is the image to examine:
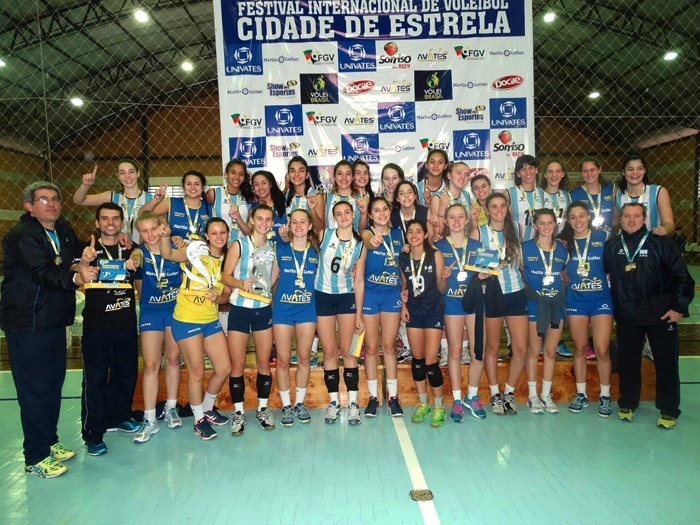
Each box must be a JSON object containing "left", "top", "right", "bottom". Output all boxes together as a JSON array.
[
  {"left": 453, "top": 130, "right": 491, "bottom": 160},
  {"left": 228, "top": 137, "right": 266, "bottom": 167},
  {"left": 491, "top": 75, "right": 524, "bottom": 90},
  {"left": 343, "top": 80, "right": 375, "bottom": 96},
  {"left": 379, "top": 42, "right": 412, "bottom": 69},
  {"left": 341, "top": 134, "right": 380, "bottom": 164},
  {"left": 493, "top": 130, "right": 525, "bottom": 156}
]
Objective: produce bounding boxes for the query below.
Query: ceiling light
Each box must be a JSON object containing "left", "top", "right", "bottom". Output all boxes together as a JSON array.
[
  {"left": 182, "top": 61, "right": 194, "bottom": 71},
  {"left": 0, "top": 59, "right": 6, "bottom": 67},
  {"left": 134, "top": 9, "right": 149, "bottom": 23},
  {"left": 543, "top": 12, "right": 556, "bottom": 23},
  {"left": 664, "top": 51, "right": 678, "bottom": 61},
  {"left": 70, "top": 97, "right": 84, "bottom": 106},
  {"left": 588, "top": 91, "right": 600, "bottom": 99}
]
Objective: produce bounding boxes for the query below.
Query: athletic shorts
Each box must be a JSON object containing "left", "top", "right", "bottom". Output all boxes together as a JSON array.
[
  {"left": 566, "top": 300, "right": 613, "bottom": 317},
  {"left": 273, "top": 303, "right": 316, "bottom": 326},
  {"left": 315, "top": 290, "right": 356, "bottom": 317},
  {"left": 362, "top": 290, "right": 402, "bottom": 315},
  {"left": 139, "top": 308, "right": 174, "bottom": 332},
  {"left": 227, "top": 304, "right": 272, "bottom": 334},
  {"left": 406, "top": 313, "right": 444, "bottom": 330},
  {"left": 486, "top": 288, "right": 528, "bottom": 318},
  {"left": 171, "top": 318, "right": 222, "bottom": 342},
  {"left": 444, "top": 295, "right": 469, "bottom": 316},
  {"left": 527, "top": 301, "right": 566, "bottom": 324}
]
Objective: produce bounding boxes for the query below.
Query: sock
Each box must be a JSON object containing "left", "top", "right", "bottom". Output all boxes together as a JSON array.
[
  {"left": 467, "top": 386, "right": 478, "bottom": 399},
  {"left": 434, "top": 396, "right": 444, "bottom": 408},
  {"left": 600, "top": 384, "right": 611, "bottom": 398},
  {"left": 192, "top": 404, "right": 204, "bottom": 422},
  {"left": 258, "top": 398, "right": 268, "bottom": 410},
  {"left": 576, "top": 382, "right": 587, "bottom": 395},
  {"left": 489, "top": 384, "right": 500, "bottom": 396},
  {"left": 165, "top": 399, "right": 177, "bottom": 410},
  {"left": 279, "top": 389, "right": 291, "bottom": 407},
  {"left": 349, "top": 390, "right": 358, "bottom": 404},
  {"left": 387, "top": 379, "right": 398, "bottom": 397},
  {"left": 418, "top": 392, "right": 428, "bottom": 404},
  {"left": 528, "top": 381, "right": 537, "bottom": 399},
  {"left": 452, "top": 390, "right": 462, "bottom": 402},
  {"left": 145, "top": 409, "right": 156, "bottom": 424},
  {"left": 311, "top": 336, "right": 319, "bottom": 354},
  {"left": 330, "top": 392, "right": 339, "bottom": 404},
  {"left": 367, "top": 379, "right": 378, "bottom": 398},
  {"left": 504, "top": 383, "right": 515, "bottom": 395},
  {"left": 234, "top": 402, "right": 244, "bottom": 413},
  {"left": 202, "top": 391, "right": 218, "bottom": 412},
  {"left": 542, "top": 380, "right": 552, "bottom": 398},
  {"left": 296, "top": 386, "right": 307, "bottom": 405}
]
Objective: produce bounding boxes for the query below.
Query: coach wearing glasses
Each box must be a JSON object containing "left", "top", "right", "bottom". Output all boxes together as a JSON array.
[{"left": 1, "top": 181, "right": 95, "bottom": 479}]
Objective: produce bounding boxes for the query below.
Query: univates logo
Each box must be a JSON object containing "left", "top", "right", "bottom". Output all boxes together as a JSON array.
[
  {"left": 378, "top": 102, "right": 416, "bottom": 133},
  {"left": 264, "top": 105, "right": 304, "bottom": 137},
  {"left": 225, "top": 44, "right": 263, "bottom": 76},
  {"left": 453, "top": 130, "right": 490, "bottom": 160},
  {"left": 454, "top": 45, "right": 485, "bottom": 60},
  {"left": 489, "top": 98, "right": 527, "bottom": 128},
  {"left": 230, "top": 113, "right": 262, "bottom": 129},
  {"left": 341, "top": 133, "right": 380, "bottom": 164},
  {"left": 228, "top": 137, "right": 266, "bottom": 168},
  {"left": 339, "top": 40, "right": 377, "bottom": 72},
  {"left": 303, "top": 49, "right": 335, "bottom": 65}
]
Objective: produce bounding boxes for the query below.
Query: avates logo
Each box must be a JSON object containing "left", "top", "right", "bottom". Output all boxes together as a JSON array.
[
  {"left": 454, "top": 45, "right": 486, "bottom": 60},
  {"left": 378, "top": 102, "right": 416, "bottom": 133},
  {"left": 456, "top": 105, "right": 486, "bottom": 122},
  {"left": 491, "top": 75, "right": 524, "bottom": 90},
  {"left": 231, "top": 113, "right": 262, "bottom": 129},
  {"left": 339, "top": 40, "right": 377, "bottom": 72},
  {"left": 267, "top": 79, "right": 297, "bottom": 98},
  {"left": 341, "top": 134, "right": 380, "bottom": 164},
  {"left": 303, "top": 49, "right": 335, "bottom": 65},
  {"left": 494, "top": 130, "right": 525, "bottom": 156},
  {"left": 229, "top": 137, "right": 266, "bottom": 167},
  {"left": 300, "top": 73, "right": 338, "bottom": 104},
  {"left": 489, "top": 98, "right": 527, "bottom": 128},
  {"left": 305, "top": 111, "right": 338, "bottom": 126},
  {"left": 343, "top": 80, "right": 375, "bottom": 96},
  {"left": 264, "top": 105, "right": 304, "bottom": 137},
  {"left": 379, "top": 42, "right": 412, "bottom": 69},
  {"left": 453, "top": 130, "right": 490, "bottom": 160},
  {"left": 343, "top": 113, "right": 376, "bottom": 126},
  {"left": 417, "top": 47, "right": 449, "bottom": 62},
  {"left": 225, "top": 44, "right": 263, "bottom": 76},
  {"left": 307, "top": 143, "right": 340, "bottom": 157},
  {"left": 415, "top": 70, "right": 453, "bottom": 101},
  {"left": 380, "top": 80, "right": 412, "bottom": 94}
]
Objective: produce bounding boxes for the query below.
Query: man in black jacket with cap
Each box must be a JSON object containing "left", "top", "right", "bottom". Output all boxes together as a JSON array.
[{"left": 604, "top": 202, "right": 694, "bottom": 429}]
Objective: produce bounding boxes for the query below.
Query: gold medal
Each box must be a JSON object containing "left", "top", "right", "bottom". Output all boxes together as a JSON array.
[
  {"left": 55, "top": 256, "right": 62, "bottom": 266},
  {"left": 625, "top": 263, "right": 636, "bottom": 272}
]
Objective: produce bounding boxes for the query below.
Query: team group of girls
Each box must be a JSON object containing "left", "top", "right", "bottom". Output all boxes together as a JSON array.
[{"left": 72, "top": 149, "right": 673, "bottom": 438}]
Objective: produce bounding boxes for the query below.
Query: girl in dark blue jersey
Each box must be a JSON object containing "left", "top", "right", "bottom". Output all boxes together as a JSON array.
[
  {"left": 391, "top": 180, "right": 432, "bottom": 243},
  {"left": 569, "top": 157, "right": 615, "bottom": 238},
  {"left": 399, "top": 219, "right": 448, "bottom": 428}
]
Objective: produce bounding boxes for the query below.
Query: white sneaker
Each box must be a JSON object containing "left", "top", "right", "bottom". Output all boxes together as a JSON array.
[
  {"left": 164, "top": 407, "right": 182, "bottom": 429},
  {"left": 133, "top": 420, "right": 159, "bottom": 443},
  {"left": 230, "top": 411, "right": 245, "bottom": 436},
  {"left": 325, "top": 402, "right": 340, "bottom": 424},
  {"left": 527, "top": 396, "right": 544, "bottom": 414},
  {"left": 439, "top": 351, "right": 448, "bottom": 367},
  {"left": 461, "top": 345, "right": 471, "bottom": 365},
  {"left": 541, "top": 395, "right": 559, "bottom": 414},
  {"left": 348, "top": 402, "right": 362, "bottom": 426}
]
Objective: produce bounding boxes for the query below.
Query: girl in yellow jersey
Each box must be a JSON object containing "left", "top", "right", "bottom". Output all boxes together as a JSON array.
[{"left": 159, "top": 217, "right": 232, "bottom": 440}]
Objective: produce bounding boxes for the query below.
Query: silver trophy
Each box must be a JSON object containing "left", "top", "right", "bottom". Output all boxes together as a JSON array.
[
  {"left": 181, "top": 241, "right": 215, "bottom": 296},
  {"left": 240, "top": 243, "right": 275, "bottom": 304}
]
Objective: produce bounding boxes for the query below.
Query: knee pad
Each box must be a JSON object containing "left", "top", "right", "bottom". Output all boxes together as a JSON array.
[
  {"left": 324, "top": 369, "right": 340, "bottom": 393},
  {"left": 426, "top": 362, "right": 443, "bottom": 388},
  {"left": 411, "top": 358, "right": 426, "bottom": 382},
  {"left": 343, "top": 367, "right": 359, "bottom": 391},
  {"left": 256, "top": 373, "right": 272, "bottom": 399},
  {"left": 229, "top": 376, "right": 245, "bottom": 403}
]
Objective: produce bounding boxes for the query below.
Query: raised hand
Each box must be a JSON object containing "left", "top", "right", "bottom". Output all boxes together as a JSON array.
[
  {"left": 82, "top": 165, "right": 97, "bottom": 187},
  {"left": 242, "top": 278, "right": 255, "bottom": 291},
  {"left": 442, "top": 261, "right": 456, "bottom": 279},
  {"left": 81, "top": 234, "right": 98, "bottom": 265},
  {"left": 117, "top": 232, "right": 132, "bottom": 250},
  {"left": 440, "top": 190, "right": 451, "bottom": 210},
  {"left": 124, "top": 256, "right": 140, "bottom": 271},
  {"left": 369, "top": 227, "right": 383, "bottom": 249},
  {"left": 229, "top": 206, "right": 242, "bottom": 223},
  {"left": 158, "top": 217, "right": 172, "bottom": 237},
  {"left": 154, "top": 181, "right": 168, "bottom": 202},
  {"left": 307, "top": 194, "right": 317, "bottom": 210},
  {"left": 171, "top": 236, "right": 185, "bottom": 249},
  {"left": 357, "top": 195, "right": 368, "bottom": 216}
]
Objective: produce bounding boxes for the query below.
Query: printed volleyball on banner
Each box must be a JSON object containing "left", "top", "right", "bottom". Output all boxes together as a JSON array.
[{"left": 213, "top": 0, "right": 534, "bottom": 190}]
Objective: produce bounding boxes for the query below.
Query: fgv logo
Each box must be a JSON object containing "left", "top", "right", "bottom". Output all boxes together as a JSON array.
[
  {"left": 489, "top": 98, "right": 527, "bottom": 128},
  {"left": 228, "top": 137, "right": 266, "bottom": 167},
  {"left": 341, "top": 134, "right": 380, "bottom": 164},
  {"left": 378, "top": 102, "right": 416, "bottom": 133},
  {"left": 264, "top": 105, "right": 304, "bottom": 137},
  {"left": 225, "top": 44, "right": 263, "bottom": 76},
  {"left": 453, "top": 130, "right": 491, "bottom": 160},
  {"left": 339, "top": 40, "right": 377, "bottom": 72}
]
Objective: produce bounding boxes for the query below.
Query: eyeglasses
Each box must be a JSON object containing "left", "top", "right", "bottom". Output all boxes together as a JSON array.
[{"left": 34, "top": 197, "right": 61, "bottom": 205}]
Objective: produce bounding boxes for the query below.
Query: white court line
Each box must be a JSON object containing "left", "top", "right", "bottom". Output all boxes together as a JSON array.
[{"left": 392, "top": 417, "right": 441, "bottom": 525}]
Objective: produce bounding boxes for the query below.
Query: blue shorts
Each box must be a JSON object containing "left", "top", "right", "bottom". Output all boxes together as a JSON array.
[
  {"left": 228, "top": 304, "right": 272, "bottom": 334},
  {"left": 445, "top": 295, "right": 468, "bottom": 316},
  {"left": 527, "top": 301, "right": 566, "bottom": 324},
  {"left": 486, "top": 288, "right": 528, "bottom": 318},
  {"left": 139, "top": 308, "right": 174, "bottom": 332},
  {"left": 362, "top": 290, "right": 402, "bottom": 315},
  {"left": 171, "top": 318, "right": 222, "bottom": 342},
  {"left": 407, "top": 313, "right": 444, "bottom": 330},
  {"left": 315, "top": 291, "right": 356, "bottom": 317},
  {"left": 566, "top": 300, "right": 613, "bottom": 317},
  {"left": 273, "top": 303, "right": 317, "bottom": 326}
]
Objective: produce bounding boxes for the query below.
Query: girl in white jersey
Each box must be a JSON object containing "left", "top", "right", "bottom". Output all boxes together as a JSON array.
[
  {"left": 222, "top": 205, "right": 277, "bottom": 435},
  {"left": 539, "top": 158, "right": 572, "bottom": 234},
  {"left": 417, "top": 149, "right": 448, "bottom": 206},
  {"left": 469, "top": 174, "right": 493, "bottom": 230},
  {"left": 206, "top": 159, "right": 254, "bottom": 243},
  {"left": 430, "top": 161, "right": 473, "bottom": 239},
  {"left": 315, "top": 201, "right": 365, "bottom": 426},
  {"left": 506, "top": 154, "right": 546, "bottom": 240},
  {"left": 284, "top": 156, "right": 324, "bottom": 230},
  {"left": 73, "top": 159, "right": 152, "bottom": 243},
  {"left": 320, "top": 160, "right": 366, "bottom": 231}
]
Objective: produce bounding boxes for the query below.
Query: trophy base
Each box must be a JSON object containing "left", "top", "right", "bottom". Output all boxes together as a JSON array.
[
  {"left": 463, "top": 264, "right": 500, "bottom": 276},
  {"left": 84, "top": 282, "right": 132, "bottom": 289},
  {"left": 239, "top": 290, "right": 272, "bottom": 304}
]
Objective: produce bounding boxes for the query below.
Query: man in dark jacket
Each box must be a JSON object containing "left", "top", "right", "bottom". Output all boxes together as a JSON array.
[
  {"left": 1, "top": 181, "right": 96, "bottom": 478},
  {"left": 604, "top": 202, "right": 694, "bottom": 429}
]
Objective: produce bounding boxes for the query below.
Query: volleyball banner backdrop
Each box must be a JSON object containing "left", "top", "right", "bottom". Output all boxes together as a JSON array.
[{"left": 213, "top": 0, "right": 534, "bottom": 190}]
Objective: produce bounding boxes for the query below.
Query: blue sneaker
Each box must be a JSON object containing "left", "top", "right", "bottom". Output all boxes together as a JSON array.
[
  {"left": 598, "top": 396, "right": 613, "bottom": 418},
  {"left": 450, "top": 400, "right": 465, "bottom": 423},
  {"left": 310, "top": 353, "right": 319, "bottom": 368},
  {"left": 556, "top": 342, "right": 572, "bottom": 357},
  {"left": 86, "top": 441, "right": 108, "bottom": 456},
  {"left": 107, "top": 420, "right": 140, "bottom": 433},
  {"left": 388, "top": 396, "right": 403, "bottom": 417},
  {"left": 463, "top": 395, "right": 487, "bottom": 419},
  {"left": 365, "top": 396, "right": 379, "bottom": 417},
  {"left": 568, "top": 393, "right": 589, "bottom": 413},
  {"left": 290, "top": 353, "right": 298, "bottom": 365}
]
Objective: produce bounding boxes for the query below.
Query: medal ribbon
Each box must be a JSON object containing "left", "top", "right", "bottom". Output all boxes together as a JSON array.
[
  {"left": 98, "top": 240, "right": 122, "bottom": 261},
  {"left": 339, "top": 235, "right": 356, "bottom": 274},
  {"left": 621, "top": 231, "right": 649, "bottom": 265},
  {"left": 379, "top": 229, "right": 396, "bottom": 261},
  {"left": 410, "top": 252, "right": 426, "bottom": 293},
  {"left": 518, "top": 186, "right": 536, "bottom": 216},
  {"left": 574, "top": 231, "right": 591, "bottom": 271},
  {"left": 400, "top": 208, "right": 415, "bottom": 235},
  {"left": 185, "top": 203, "right": 201, "bottom": 234},
  {"left": 45, "top": 229, "right": 61, "bottom": 257},
  {"left": 148, "top": 249, "right": 164, "bottom": 285},
  {"left": 536, "top": 240, "right": 555, "bottom": 277},
  {"left": 293, "top": 243, "right": 309, "bottom": 282},
  {"left": 584, "top": 186, "right": 602, "bottom": 222},
  {"left": 487, "top": 225, "right": 506, "bottom": 262},
  {"left": 446, "top": 236, "right": 467, "bottom": 271},
  {"left": 120, "top": 192, "right": 141, "bottom": 235}
]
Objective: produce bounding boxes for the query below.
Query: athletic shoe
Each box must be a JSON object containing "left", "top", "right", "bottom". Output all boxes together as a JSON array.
[
  {"left": 497, "top": 351, "right": 506, "bottom": 362},
  {"left": 280, "top": 406, "right": 295, "bottom": 427},
  {"left": 86, "top": 441, "right": 108, "bottom": 456},
  {"left": 430, "top": 406, "right": 447, "bottom": 428},
  {"left": 461, "top": 345, "right": 471, "bottom": 365},
  {"left": 133, "top": 420, "right": 160, "bottom": 444},
  {"left": 490, "top": 393, "right": 505, "bottom": 416},
  {"left": 365, "top": 396, "right": 379, "bottom": 417},
  {"left": 256, "top": 408, "right": 275, "bottom": 430},
  {"left": 556, "top": 342, "right": 572, "bottom": 357},
  {"left": 643, "top": 339, "right": 654, "bottom": 362},
  {"left": 450, "top": 400, "right": 465, "bottom": 423},
  {"left": 107, "top": 420, "right": 140, "bottom": 433},
  {"left": 411, "top": 403, "right": 431, "bottom": 423},
  {"left": 310, "top": 352, "right": 319, "bottom": 368},
  {"left": 568, "top": 393, "right": 589, "bottom": 414},
  {"left": 503, "top": 392, "right": 518, "bottom": 414},
  {"left": 618, "top": 408, "right": 634, "bottom": 422},
  {"left": 49, "top": 442, "right": 76, "bottom": 462},
  {"left": 230, "top": 411, "right": 246, "bottom": 436},
  {"left": 204, "top": 407, "right": 229, "bottom": 426},
  {"left": 294, "top": 403, "right": 311, "bottom": 423},
  {"left": 193, "top": 418, "right": 217, "bottom": 440},
  {"left": 585, "top": 348, "right": 596, "bottom": 360},
  {"left": 527, "top": 396, "right": 544, "bottom": 414},
  {"left": 541, "top": 395, "right": 559, "bottom": 414},
  {"left": 657, "top": 414, "right": 676, "bottom": 430},
  {"left": 464, "top": 396, "right": 487, "bottom": 419},
  {"left": 348, "top": 402, "right": 362, "bottom": 426},
  {"left": 598, "top": 396, "right": 613, "bottom": 418},
  {"left": 396, "top": 346, "right": 412, "bottom": 363},
  {"left": 324, "top": 402, "right": 340, "bottom": 424},
  {"left": 439, "top": 350, "right": 448, "bottom": 367},
  {"left": 388, "top": 396, "right": 403, "bottom": 417},
  {"left": 291, "top": 353, "right": 298, "bottom": 365},
  {"left": 25, "top": 456, "right": 67, "bottom": 478},
  {"left": 164, "top": 407, "right": 183, "bottom": 429}
]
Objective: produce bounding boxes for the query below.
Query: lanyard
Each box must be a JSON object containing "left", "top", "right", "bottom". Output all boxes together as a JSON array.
[
  {"left": 338, "top": 233, "right": 356, "bottom": 273},
  {"left": 410, "top": 252, "right": 426, "bottom": 289},
  {"left": 536, "top": 240, "right": 555, "bottom": 276},
  {"left": 549, "top": 191, "right": 560, "bottom": 214},
  {"left": 518, "top": 186, "right": 536, "bottom": 215},
  {"left": 378, "top": 229, "right": 396, "bottom": 261},
  {"left": 98, "top": 240, "right": 122, "bottom": 260},
  {"left": 400, "top": 208, "right": 415, "bottom": 234},
  {"left": 584, "top": 186, "right": 602, "bottom": 219},
  {"left": 574, "top": 231, "right": 591, "bottom": 269},
  {"left": 293, "top": 243, "right": 309, "bottom": 281},
  {"left": 621, "top": 231, "right": 649, "bottom": 264},
  {"left": 446, "top": 236, "right": 467, "bottom": 270},
  {"left": 205, "top": 254, "right": 221, "bottom": 288},
  {"left": 45, "top": 229, "right": 61, "bottom": 256},
  {"left": 487, "top": 225, "right": 506, "bottom": 262},
  {"left": 120, "top": 192, "right": 141, "bottom": 234},
  {"left": 185, "top": 203, "right": 201, "bottom": 234},
  {"left": 293, "top": 194, "right": 307, "bottom": 211},
  {"left": 147, "top": 248, "right": 164, "bottom": 284},
  {"left": 628, "top": 184, "right": 647, "bottom": 203},
  {"left": 227, "top": 192, "right": 239, "bottom": 210}
]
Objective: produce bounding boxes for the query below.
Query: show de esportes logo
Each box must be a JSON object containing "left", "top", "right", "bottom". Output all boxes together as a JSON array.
[
  {"left": 414, "top": 70, "right": 453, "bottom": 101},
  {"left": 338, "top": 40, "right": 377, "bottom": 72},
  {"left": 300, "top": 73, "right": 339, "bottom": 104}
]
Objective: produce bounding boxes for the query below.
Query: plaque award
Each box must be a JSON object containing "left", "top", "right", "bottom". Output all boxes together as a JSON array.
[{"left": 84, "top": 259, "right": 132, "bottom": 289}]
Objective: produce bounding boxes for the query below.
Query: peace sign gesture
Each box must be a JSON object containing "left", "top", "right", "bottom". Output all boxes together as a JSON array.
[
  {"left": 154, "top": 181, "right": 168, "bottom": 202},
  {"left": 82, "top": 165, "right": 98, "bottom": 187},
  {"left": 442, "top": 261, "right": 456, "bottom": 280}
]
